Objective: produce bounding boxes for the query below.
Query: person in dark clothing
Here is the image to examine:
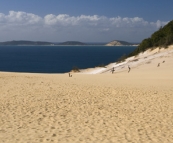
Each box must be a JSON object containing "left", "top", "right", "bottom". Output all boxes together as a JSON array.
[
  {"left": 69, "top": 73, "right": 72, "bottom": 77},
  {"left": 112, "top": 67, "right": 115, "bottom": 74},
  {"left": 128, "top": 65, "right": 131, "bottom": 73},
  {"left": 157, "top": 63, "right": 160, "bottom": 67}
]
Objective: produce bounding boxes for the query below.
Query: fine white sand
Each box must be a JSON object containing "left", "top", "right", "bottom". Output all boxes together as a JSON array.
[
  {"left": 0, "top": 46, "right": 173, "bottom": 143},
  {"left": 80, "top": 45, "right": 173, "bottom": 74}
]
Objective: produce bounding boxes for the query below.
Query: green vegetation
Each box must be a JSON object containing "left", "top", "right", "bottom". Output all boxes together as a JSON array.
[
  {"left": 96, "top": 63, "right": 107, "bottom": 68},
  {"left": 117, "top": 54, "right": 127, "bottom": 63},
  {"left": 71, "top": 66, "right": 80, "bottom": 72},
  {"left": 129, "top": 20, "right": 173, "bottom": 57}
]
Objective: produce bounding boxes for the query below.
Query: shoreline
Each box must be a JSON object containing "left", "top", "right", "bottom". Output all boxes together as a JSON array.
[{"left": 0, "top": 45, "right": 137, "bottom": 46}]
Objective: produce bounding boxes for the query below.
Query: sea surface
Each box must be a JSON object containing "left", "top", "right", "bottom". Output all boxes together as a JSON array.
[{"left": 0, "top": 46, "right": 136, "bottom": 73}]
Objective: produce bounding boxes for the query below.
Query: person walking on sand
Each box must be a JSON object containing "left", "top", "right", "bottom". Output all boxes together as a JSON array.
[
  {"left": 128, "top": 65, "right": 131, "bottom": 73},
  {"left": 69, "top": 73, "right": 72, "bottom": 77},
  {"left": 157, "top": 63, "right": 160, "bottom": 67},
  {"left": 111, "top": 67, "right": 115, "bottom": 74}
]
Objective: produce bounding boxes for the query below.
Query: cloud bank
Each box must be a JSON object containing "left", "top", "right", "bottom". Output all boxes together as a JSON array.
[{"left": 0, "top": 11, "right": 169, "bottom": 42}]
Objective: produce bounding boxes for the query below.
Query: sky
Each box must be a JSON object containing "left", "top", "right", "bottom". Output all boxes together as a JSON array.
[{"left": 0, "top": 0, "right": 173, "bottom": 43}]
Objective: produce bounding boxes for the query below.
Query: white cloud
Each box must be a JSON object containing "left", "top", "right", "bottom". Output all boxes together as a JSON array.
[
  {"left": 150, "top": 20, "right": 168, "bottom": 28},
  {"left": 0, "top": 11, "right": 169, "bottom": 42},
  {"left": 4, "top": 11, "right": 42, "bottom": 25},
  {"left": 110, "top": 16, "right": 149, "bottom": 27}
]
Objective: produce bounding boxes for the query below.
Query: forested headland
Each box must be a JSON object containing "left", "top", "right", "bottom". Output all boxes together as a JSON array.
[{"left": 129, "top": 20, "right": 173, "bottom": 57}]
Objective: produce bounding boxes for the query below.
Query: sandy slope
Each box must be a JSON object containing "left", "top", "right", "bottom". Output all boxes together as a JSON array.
[
  {"left": 79, "top": 45, "right": 173, "bottom": 75},
  {"left": 0, "top": 46, "right": 173, "bottom": 143}
]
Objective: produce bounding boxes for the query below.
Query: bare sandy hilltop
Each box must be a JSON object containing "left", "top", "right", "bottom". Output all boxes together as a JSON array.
[{"left": 0, "top": 46, "right": 173, "bottom": 143}]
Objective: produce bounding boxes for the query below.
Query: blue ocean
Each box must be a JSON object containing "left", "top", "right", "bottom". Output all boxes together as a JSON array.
[{"left": 0, "top": 46, "right": 136, "bottom": 73}]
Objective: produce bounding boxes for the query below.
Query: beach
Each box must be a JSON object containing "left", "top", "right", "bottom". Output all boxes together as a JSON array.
[{"left": 0, "top": 46, "right": 173, "bottom": 143}]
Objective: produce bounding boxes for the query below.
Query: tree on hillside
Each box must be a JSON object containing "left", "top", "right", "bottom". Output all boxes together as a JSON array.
[{"left": 129, "top": 20, "right": 173, "bottom": 57}]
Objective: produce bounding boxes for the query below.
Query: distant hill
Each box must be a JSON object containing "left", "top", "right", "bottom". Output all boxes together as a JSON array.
[
  {"left": 0, "top": 40, "right": 139, "bottom": 46},
  {"left": 0, "top": 40, "right": 105, "bottom": 46},
  {"left": 0, "top": 40, "right": 54, "bottom": 46},
  {"left": 129, "top": 20, "right": 173, "bottom": 56},
  {"left": 86, "top": 42, "right": 107, "bottom": 45},
  {"left": 58, "top": 41, "right": 87, "bottom": 45},
  {"left": 105, "top": 40, "right": 138, "bottom": 46}
]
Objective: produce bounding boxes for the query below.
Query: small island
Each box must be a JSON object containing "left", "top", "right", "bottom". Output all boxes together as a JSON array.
[{"left": 105, "top": 40, "right": 138, "bottom": 46}]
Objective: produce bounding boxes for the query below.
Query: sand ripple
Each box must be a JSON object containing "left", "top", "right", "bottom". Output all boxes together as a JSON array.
[{"left": 0, "top": 72, "right": 173, "bottom": 143}]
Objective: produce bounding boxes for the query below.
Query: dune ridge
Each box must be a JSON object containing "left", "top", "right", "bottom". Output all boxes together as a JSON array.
[{"left": 79, "top": 45, "right": 173, "bottom": 74}]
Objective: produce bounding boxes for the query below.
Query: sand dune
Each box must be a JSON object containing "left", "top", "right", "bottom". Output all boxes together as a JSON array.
[
  {"left": 79, "top": 45, "right": 173, "bottom": 74},
  {"left": 0, "top": 46, "right": 173, "bottom": 143}
]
